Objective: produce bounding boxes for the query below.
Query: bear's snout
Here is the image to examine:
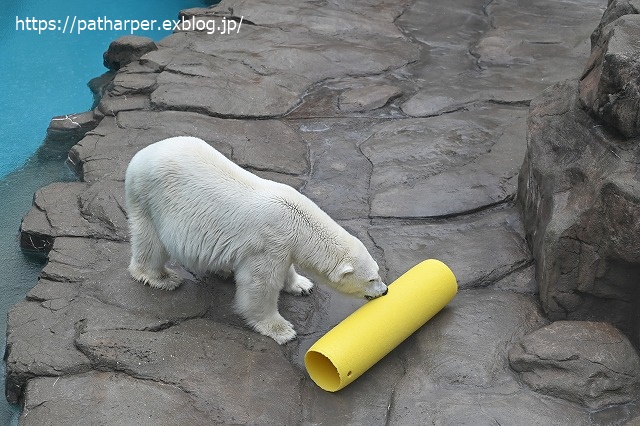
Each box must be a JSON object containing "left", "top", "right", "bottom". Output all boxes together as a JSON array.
[{"left": 364, "top": 282, "right": 388, "bottom": 300}]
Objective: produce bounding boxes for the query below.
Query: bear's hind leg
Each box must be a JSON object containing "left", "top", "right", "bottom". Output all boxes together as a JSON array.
[
  {"left": 128, "top": 212, "right": 180, "bottom": 291},
  {"left": 284, "top": 265, "right": 314, "bottom": 296},
  {"left": 234, "top": 256, "right": 296, "bottom": 344}
]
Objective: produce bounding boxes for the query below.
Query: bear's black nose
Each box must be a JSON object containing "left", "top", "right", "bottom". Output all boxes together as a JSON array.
[{"left": 382, "top": 288, "right": 388, "bottom": 296}]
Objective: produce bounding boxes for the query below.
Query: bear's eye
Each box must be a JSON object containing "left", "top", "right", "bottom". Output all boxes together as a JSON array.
[{"left": 368, "top": 278, "right": 377, "bottom": 283}]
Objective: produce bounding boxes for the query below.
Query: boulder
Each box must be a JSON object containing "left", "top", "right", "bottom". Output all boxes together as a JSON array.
[
  {"left": 103, "top": 36, "right": 157, "bottom": 71},
  {"left": 509, "top": 321, "right": 640, "bottom": 409},
  {"left": 387, "top": 290, "right": 594, "bottom": 425},
  {"left": 19, "top": 181, "right": 128, "bottom": 250},
  {"left": 579, "top": 14, "right": 640, "bottom": 137},
  {"left": 518, "top": 79, "right": 640, "bottom": 347},
  {"left": 45, "top": 111, "right": 99, "bottom": 144},
  {"left": 587, "top": 0, "right": 640, "bottom": 49}
]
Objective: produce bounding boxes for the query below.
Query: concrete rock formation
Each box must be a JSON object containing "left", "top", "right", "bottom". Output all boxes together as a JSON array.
[
  {"left": 103, "top": 35, "right": 158, "bottom": 71},
  {"left": 7, "top": 0, "right": 640, "bottom": 424},
  {"left": 580, "top": 13, "right": 640, "bottom": 137},
  {"left": 45, "top": 111, "right": 100, "bottom": 144},
  {"left": 338, "top": 85, "right": 403, "bottom": 113},
  {"left": 519, "top": 0, "right": 640, "bottom": 351},
  {"left": 519, "top": 80, "right": 640, "bottom": 346},
  {"left": 510, "top": 321, "right": 640, "bottom": 409}
]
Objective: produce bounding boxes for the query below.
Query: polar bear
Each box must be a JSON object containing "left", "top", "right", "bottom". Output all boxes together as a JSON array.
[{"left": 125, "top": 136, "right": 387, "bottom": 344}]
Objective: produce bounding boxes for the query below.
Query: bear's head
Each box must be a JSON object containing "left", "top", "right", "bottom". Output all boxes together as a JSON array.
[{"left": 327, "top": 238, "right": 387, "bottom": 300}]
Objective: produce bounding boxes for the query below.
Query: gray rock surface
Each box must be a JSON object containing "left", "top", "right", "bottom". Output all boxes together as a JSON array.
[
  {"left": 45, "top": 111, "right": 99, "bottom": 144},
  {"left": 509, "top": 321, "right": 640, "bottom": 409},
  {"left": 398, "top": 0, "right": 603, "bottom": 117},
  {"left": 338, "top": 85, "right": 402, "bottom": 113},
  {"left": 387, "top": 291, "right": 593, "bottom": 426},
  {"left": 518, "top": 78, "right": 640, "bottom": 347},
  {"left": 588, "top": 0, "right": 640, "bottom": 61},
  {"left": 369, "top": 208, "right": 532, "bottom": 286},
  {"left": 21, "top": 372, "right": 214, "bottom": 425},
  {"left": 75, "top": 320, "right": 303, "bottom": 424},
  {"left": 7, "top": 0, "right": 640, "bottom": 424},
  {"left": 580, "top": 14, "right": 640, "bottom": 137},
  {"left": 103, "top": 35, "right": 157, "bottom": 70},
  {"left": 361, "top": 107, "right": 528, "bottom": 218}
]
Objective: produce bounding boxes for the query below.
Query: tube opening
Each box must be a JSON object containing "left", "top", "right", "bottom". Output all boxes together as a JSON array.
[{"left": 304, "top": 350, "right": 341, "bottom": 392}]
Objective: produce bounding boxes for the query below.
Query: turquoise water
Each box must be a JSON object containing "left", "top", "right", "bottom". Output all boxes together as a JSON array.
[
  {"left": 1, "top": 0, "right": 208, "bottom": 178},
  {"left": 1, "top": 1, "right": 207, "bottom": 424}
]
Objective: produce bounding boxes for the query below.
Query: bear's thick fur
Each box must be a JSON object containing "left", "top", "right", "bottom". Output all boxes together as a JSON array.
[{"left": 125, "top": 136, "right": 387, "bottom": 344}]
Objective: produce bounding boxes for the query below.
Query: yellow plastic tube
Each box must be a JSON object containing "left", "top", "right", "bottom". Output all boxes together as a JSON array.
[{"left": 305, "top": 259, "right": 457, "bottom": 392}]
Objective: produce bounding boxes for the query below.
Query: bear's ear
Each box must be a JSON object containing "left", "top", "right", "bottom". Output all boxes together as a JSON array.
[{"left": 329, "top": 262, "right": 354, "bottom": 282}]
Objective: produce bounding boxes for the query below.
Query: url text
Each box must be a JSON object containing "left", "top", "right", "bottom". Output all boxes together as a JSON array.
[{"left": 15, "top": 16, "right": 243, "bottom": 35}]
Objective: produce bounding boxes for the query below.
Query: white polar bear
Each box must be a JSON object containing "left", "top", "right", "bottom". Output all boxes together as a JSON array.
[{"left": 125, "top": 136, "right": 387, "bottom": 344}]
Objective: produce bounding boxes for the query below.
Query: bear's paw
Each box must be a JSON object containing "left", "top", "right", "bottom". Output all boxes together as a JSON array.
[
  {"left": 285, "top": 274, "right": 314, "bottom": 296},
  {"left": 129, "top": 265, "right": 182, "bottom": 291},
  {"left": 253, "top": 315, "right": 297, "bottom": 345}
]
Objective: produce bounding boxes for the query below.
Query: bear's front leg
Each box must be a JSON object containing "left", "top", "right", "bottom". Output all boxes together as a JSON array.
[
  {"left": 127, "top": 210, "right": 181, "bottom": 291},
  {"left": 233, "top": 256, "right": 296, "bottom": 344}
]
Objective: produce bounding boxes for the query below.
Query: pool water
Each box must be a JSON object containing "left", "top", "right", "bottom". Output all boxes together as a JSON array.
[
  {"left": 1, "top": 0, "right": 210, "bottom": 178},
  {"left": 0, "top": 1, "right": 207, "bottom": 423}
]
